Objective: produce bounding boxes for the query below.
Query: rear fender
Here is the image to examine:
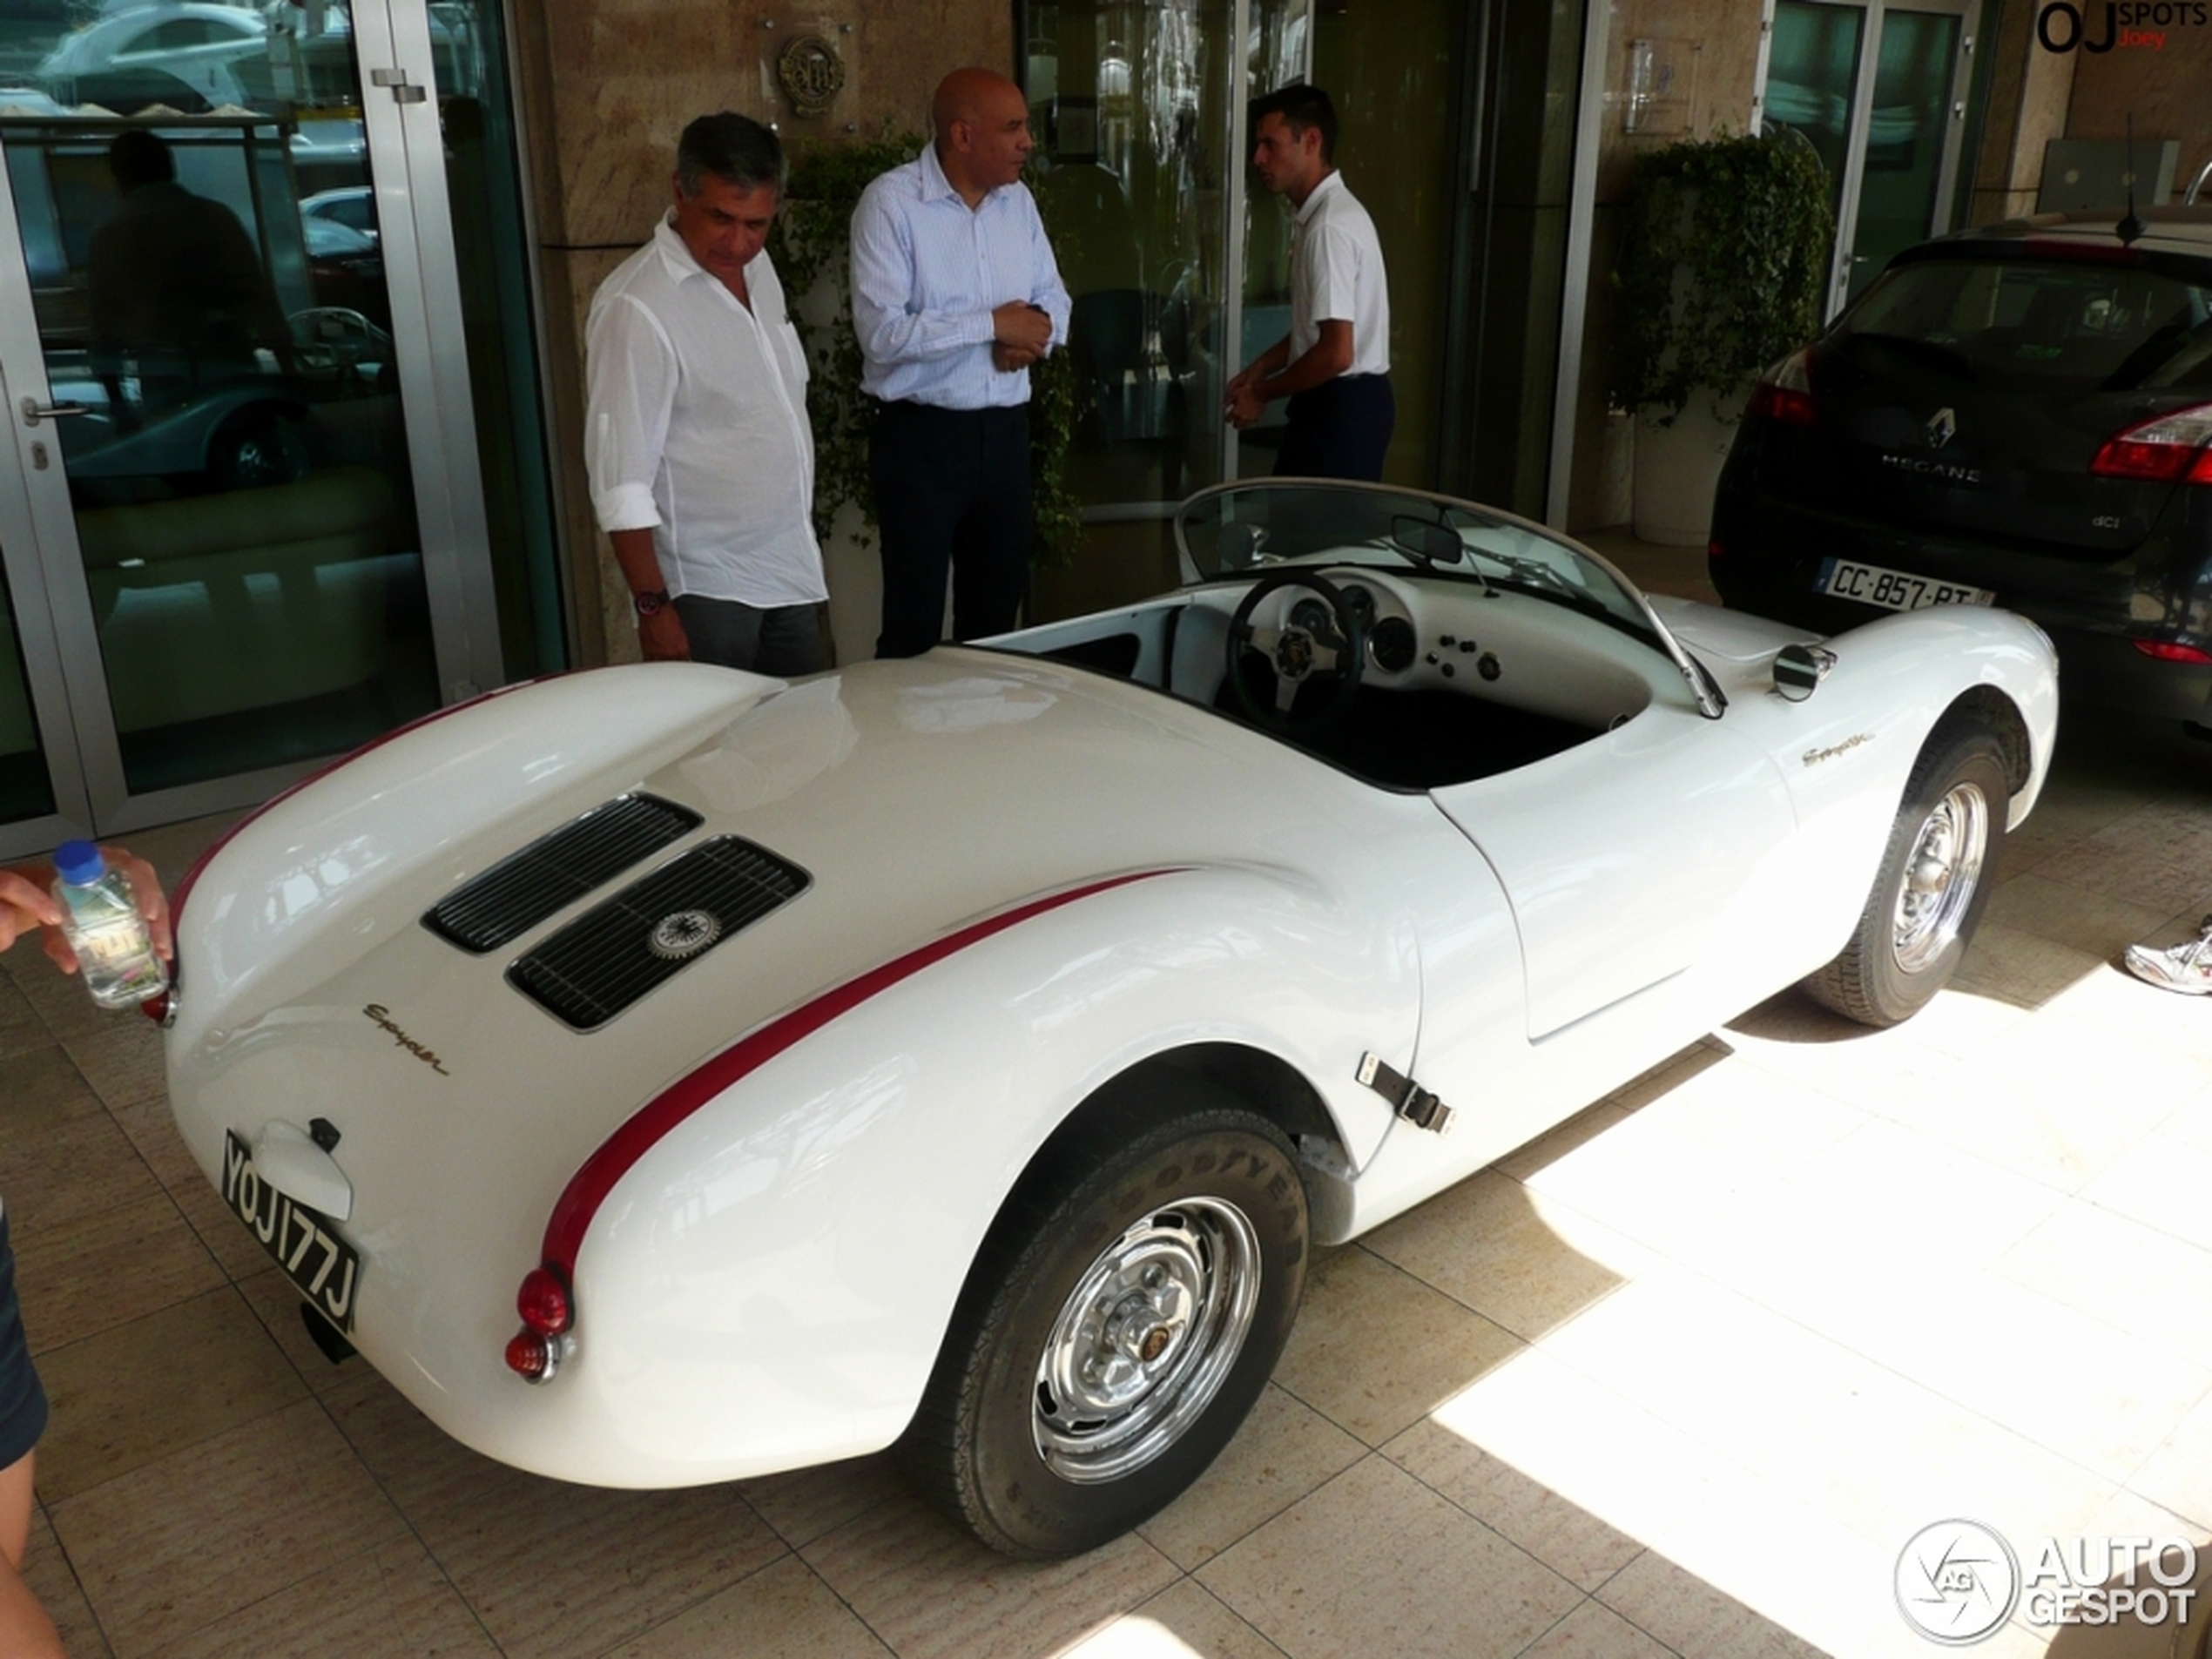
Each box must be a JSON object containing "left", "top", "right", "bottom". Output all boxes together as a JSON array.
[{"left": 557, "top": 863, "right": 1413, "bottom": 1484}]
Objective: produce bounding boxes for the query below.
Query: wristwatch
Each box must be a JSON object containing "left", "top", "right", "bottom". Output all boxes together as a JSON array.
[{"left": 633, "top": 588, "right": 671, "bottom": 618}]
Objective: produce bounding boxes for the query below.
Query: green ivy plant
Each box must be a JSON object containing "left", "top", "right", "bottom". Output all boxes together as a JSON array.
[
  {"left": 770, "top": 133, "right": 1085, "bottom": 563},
  {"left": 1611, "top": 131, "right": 1832, "bottom": 422}
]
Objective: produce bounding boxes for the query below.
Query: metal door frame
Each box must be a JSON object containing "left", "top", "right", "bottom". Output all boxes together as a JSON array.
[{"left": 0, "top": 0, "right": 507, "bottom": 857}]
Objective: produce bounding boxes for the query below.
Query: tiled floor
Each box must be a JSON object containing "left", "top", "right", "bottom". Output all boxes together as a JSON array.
[{"left": 8, "top": 537, "right": 2212, "bottom": 1657}]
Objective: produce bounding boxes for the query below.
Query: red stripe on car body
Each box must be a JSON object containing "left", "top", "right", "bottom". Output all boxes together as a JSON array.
[{"left": 538, "top": 869, "right": 1183, "bottom": 1280}]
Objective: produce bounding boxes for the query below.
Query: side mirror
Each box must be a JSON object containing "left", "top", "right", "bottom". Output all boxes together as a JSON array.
[{"left": 1772, "top": 643, "right": 1836, "bottom": 702}]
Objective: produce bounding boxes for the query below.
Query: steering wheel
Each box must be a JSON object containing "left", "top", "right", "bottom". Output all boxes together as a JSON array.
[{"left": 1225, "top": 570, "right": 1366, "bottom": 727}]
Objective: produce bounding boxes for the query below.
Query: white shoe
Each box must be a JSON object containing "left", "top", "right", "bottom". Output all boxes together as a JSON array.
[{"left": 2124, "top": 916, "right": 2212, "bottom": 995}]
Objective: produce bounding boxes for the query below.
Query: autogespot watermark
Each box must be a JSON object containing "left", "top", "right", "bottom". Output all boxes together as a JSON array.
[{"left": 1895, "top": 1520, "right": 2199, "bottom": 1645}]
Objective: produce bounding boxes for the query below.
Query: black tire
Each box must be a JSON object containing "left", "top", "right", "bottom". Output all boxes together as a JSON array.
[
  {"left": 1804, "top": 725, "right": 2009, "bottom": 1027},
  {"left": 900, "top": 1091, "right": 1308, "bottom": 1558}
]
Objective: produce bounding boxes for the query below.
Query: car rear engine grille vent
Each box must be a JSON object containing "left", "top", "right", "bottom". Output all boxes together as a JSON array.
[
  {"left": 508, "top": 836, "right": 810, "bottom": 1030},
  {"left": 423, "top": 793, "right": 704, "bottom": 954}
]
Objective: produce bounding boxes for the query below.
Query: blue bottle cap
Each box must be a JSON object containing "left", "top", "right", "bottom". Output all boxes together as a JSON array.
[{"left": 53, "top": 840, "right": 105, "bottom": 886}]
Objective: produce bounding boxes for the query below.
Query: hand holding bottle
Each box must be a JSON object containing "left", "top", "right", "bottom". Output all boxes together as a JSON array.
[{"left": 2, "top": 846, "right": 172, "bottom": 990}]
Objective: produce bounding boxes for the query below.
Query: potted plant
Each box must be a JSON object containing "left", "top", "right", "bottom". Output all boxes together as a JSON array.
[{"left": 1611, "top": 130, "right": 1831, "bottom": 544}]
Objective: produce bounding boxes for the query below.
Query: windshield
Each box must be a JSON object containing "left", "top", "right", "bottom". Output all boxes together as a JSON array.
[{"left": 1178, "top": 481, "right": 1655, "bottom": 638}]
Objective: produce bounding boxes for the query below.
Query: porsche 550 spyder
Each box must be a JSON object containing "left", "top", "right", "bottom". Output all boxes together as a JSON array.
[{"left": 159, "top": 479, "right": 2058, "bottom": 1558}]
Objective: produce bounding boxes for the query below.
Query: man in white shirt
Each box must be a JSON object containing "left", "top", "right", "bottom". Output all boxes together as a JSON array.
[
  {"left": 849, "top": 68, "right": 1070, "bottom": 658},
  {"left": 586, "top": 113, "right": 827, "bottom": 673},
  {"left": 1224, "top": 84, "right": 1393, "bottom": 481}
]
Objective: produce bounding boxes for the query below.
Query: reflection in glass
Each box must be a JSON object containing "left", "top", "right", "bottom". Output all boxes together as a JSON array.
[
  {"left": 1768, "top": 0, "right": 1865, "bottom": 225},
  {"left": 1024, "top": 0, "right": 1310, "bottom": 512},
  {"left": 1847, "top": 10, "right": 1960, "bottom": 305},
  {"left": 2, "top": 0, "right": 441, "bottom": 795}
]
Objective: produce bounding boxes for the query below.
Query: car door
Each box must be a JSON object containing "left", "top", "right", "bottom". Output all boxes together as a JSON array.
[{"left": 1430, "top": 691, "right": 1797, "bottom": 1042}]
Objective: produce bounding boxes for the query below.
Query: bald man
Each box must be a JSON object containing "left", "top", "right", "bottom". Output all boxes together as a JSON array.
[{"left": 850, "top": 68, "right": 1071, "bottom": 657}]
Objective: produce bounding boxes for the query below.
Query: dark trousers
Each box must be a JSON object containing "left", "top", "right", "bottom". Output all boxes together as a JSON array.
[
  {"left": 671, "top": 595, "right": 826, "bottom": 677},
  {"left": 1277, "top": 373, "right": 1395, "bottom": 482},
  {"left": 869, "top": 401, "right": 1031, "bottom": 658}
]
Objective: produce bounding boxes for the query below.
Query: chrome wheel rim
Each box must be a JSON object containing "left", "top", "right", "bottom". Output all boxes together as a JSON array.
[
  {"left": 1892, "top": 781, "right": 1989, "bottom": 974},
  {"left": 1033, "top": 1197, "right": 1262, "bottom": 1485}
]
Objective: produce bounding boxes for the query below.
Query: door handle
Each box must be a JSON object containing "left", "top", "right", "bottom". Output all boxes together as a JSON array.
[{"left": 19, "top": 396, "right": 88, "bottom": 426}]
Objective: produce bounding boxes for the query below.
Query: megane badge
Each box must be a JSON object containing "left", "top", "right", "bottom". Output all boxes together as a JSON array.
[
  {"left": 1926, "top": 408, "right": 1957, "bottom": 450},
  {"left": 648, "top": 909, "right": 723, "bottom": 961}
]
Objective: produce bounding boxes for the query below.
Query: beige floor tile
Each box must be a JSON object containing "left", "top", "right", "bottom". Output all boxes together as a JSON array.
[
  {"left": 1136, "top": 1384, "right": 1366, "bottom": 1570},
  {"left": 1388, "top": 1347, "right": 1703, "bottom": 1588},
  {"left": 1196, "top": 1456, "right": 1582, "bottom": 1659},
  {"left": 1744, "top": 1357, "right": 2115, "bottom": 1555},
  {"left": 599, "top": 1554, "right": 894, "bottom": 1659},
  {"left": 1269, "top": 1246, "right": 1524, "bottom": 1446},
  {"left": 1591, "top": 1549, "right": 1830, "bottom": 1659},
  {"left": 1817, "top": 1271, "right": 2210, "bottom": 1485},
  {"left": 8, "top": 968, "right": 136, "bottom": 1044},
  {"left": 2083, "top": 1132, "right": 2212, "bottom": 1256},
  {"left": 1993, "top": 1201, "right": 2212, "bottom": 1372},
  {"left": 736, "top": 1452, "right": 906, "bottom": 1550},
  {"left": 1061, "top": 1579, "right": 1291, "bottom": 1659},
  {"left": 1619, "top": 1050, "right": 1872, "bottom": 1174},
  {"left": 143, "top": 1534, "right": 497, "bottom": 1659},
  {"left": 15, "top": 1190, "right": 226, "bottom": 1353},
  {"left": 1986, "top": 871, "right": 2172, "bottom": 956},
  {"left": 0, "top": 1042, "right": 106, "bottom": 1134},
  {"left": 61, "top": 1019, "right": 170, "bottom": 1113},
  {"left": 233, "top": 1264, "right": 363, "bottom": 1397},
  {"left": 33, "top": 1286, "right": 308, "bottom": 1501},
  {"left": 800, "top": 1488, "right": 1178, "bottom": 1659},
  {"left": 1874, "top": 1031, "right": 2188, "bottom": 1193},
  {"left": 50, "top": 1398, "right": 406, "bottom": 1658},
  {"left": 2031, "top": 806, "right": 2212, "bottom": 914},
  {"left": 2158, "top": 1086, "right": 2212, "bottom": 1160},
  {"left": 1505, "top": 1108, "right": 1771, "bottom": 1263},
  {"left": 1491, "top": 1099, "right": 1633, "bottom": 1185},
  {"left": 0, "top": 1109, "right": 165, "bottom": 1243},
  {"left": 1951, "top": 921, "right": 2110, "bottom": 1009},
  {"left": 1359, "top": 1168, "right": 1649, "bottom": 1342},
  {"left": 1716, "top": 989, "right": 1968, "bottom": 1096},
  {"left": 1518, "top": 1598, "right": 1680, "bottom": 1658},
  {"left": 1534, "top": 1266, "right": 1901, "bottom": 1470},
  {"left": 2127, "top": 1389, "right": 2212, "bottom": 1531},
  {"left": 324, "top": 1372, "right": 787, "bottom": 1659},
  {"left": 22, "top": 1503, "right": 111, "bottom": 1659},
  {"left": 106, "top": 1097, "right": 271, "bottom": 1282}
]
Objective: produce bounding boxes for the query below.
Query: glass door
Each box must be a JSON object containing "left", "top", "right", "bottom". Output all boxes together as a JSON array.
[
  {"left": 1022, "top": 0, "right": 1311, "bottom": 553},
  {"left": 1765, "top": 0, "right": 1978, "bottom": 316},
  {"left": 0, "top": 0, "right": 509, "bottom": 853}
]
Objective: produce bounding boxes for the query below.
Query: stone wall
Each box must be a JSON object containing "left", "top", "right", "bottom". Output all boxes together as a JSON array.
[{"left": 509, "top": 1, "right": 1013, "bottom": 664}]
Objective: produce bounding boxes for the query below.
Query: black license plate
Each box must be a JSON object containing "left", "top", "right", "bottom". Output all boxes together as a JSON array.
[{"left": 221, "top": 1130, "right": 360, "bottom": 1332}]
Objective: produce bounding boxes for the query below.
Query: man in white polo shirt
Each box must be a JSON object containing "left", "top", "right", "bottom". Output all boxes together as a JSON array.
[
  {"left": 1224, "top": 84, "right": 1393, "bottom": 481},
  {"left": 586, "top": 112, "right": 827, "bottom": 673}
]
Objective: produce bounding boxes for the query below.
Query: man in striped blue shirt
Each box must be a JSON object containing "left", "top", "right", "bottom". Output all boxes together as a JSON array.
[{"left": 851, "top": 68, "right": 1071, "bottom": 658}]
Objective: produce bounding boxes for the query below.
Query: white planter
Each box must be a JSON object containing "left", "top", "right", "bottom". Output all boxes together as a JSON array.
[{"left": 1632, "top": 388, "right": 1747, "bottom": 547}]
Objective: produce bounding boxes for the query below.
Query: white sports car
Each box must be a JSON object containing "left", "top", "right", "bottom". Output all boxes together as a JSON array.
[{"left": 159, "top": 480, "right": 2058, "bottom": 1558}]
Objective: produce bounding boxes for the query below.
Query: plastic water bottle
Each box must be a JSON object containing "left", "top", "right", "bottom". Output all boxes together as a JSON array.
[{"left": 50, "top": 840, "right": 168, "bottom": 1008}]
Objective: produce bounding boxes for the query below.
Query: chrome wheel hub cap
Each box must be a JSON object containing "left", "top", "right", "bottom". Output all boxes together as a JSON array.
[
  {"left": 1892, "top": 781, "right": 1989, "bottom": 974},
  {"left": 1033, "top": 1198, "right": 1261, "bottom": 1484}
]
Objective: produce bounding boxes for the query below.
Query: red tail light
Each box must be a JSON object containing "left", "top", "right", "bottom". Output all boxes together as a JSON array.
[
  {"left": 2133, "top": 639, "right": 2212, "bottom": 664},
  {"left": 505, "top": 1331, "right": 557, "bottom": 1381},
  {"left": 1747, "top": 349, "right": 1815, "bottom": 427},
  {"left": 516, "top": 1266, "right": 571, "bottom": 1335},
  {"left": 2090, "top": 404, "right": 2212, "bottom": 484}
]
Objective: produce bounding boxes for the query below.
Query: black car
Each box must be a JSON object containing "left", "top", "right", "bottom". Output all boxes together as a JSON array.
[{"left": 1710, "top": 208, "right": 2212, "bottom": 727}]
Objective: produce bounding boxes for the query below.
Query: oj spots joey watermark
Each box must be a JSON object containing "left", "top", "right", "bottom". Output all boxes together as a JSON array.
[
  {"left": 2036, "top": 1, "right": 2208, "bottom": 51},
  {"left": 1896, "top": 1520, "right": 2200, "bottom": 1645}
]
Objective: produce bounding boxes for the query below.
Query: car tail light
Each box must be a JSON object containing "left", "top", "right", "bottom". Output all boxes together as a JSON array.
[
  {"left": 516, "top": 1266, "right": 571, "bottom": 1335},
  {"left": 1747, "top": 349, "right": 1815, "bottom": 427},
  {"left": 2133, "top": 639, "right": 2212, "bottom": 664},
  {"left": 1708, "top": 538, "right": 1727, "bottom": 562},
  {"left": 2090, "top": 404, "right": 2212, "bottom": 484},
  {"left": 505, "top": 1331, "right": 560, "bottom": 1382}
]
